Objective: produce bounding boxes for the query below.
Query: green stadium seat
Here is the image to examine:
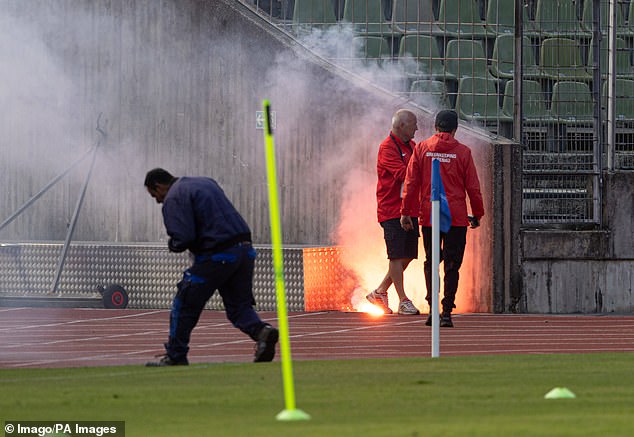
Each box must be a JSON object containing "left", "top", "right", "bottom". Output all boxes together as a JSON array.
[
  {"left": 581, "top": 0, "right": 634, "bottom": 37},
  {"left": 456, "top": 77, "right": 512, "bottom": 128},
  {"left": 603, "top": 78, "right": 634, "bottom": 155},
  {"left": 490, "top": 34, "right": 544, "bottom": 80},
  {"left": 445, "top": 39, "right": 497, "bottom": 82},
  {"left": 391, "top": 0, "right": 443, "bottom": 35},
  {"left": 587, "top": 37, "right": 634, "bottom": 79},
  {"left": 352, "top": 35, "right": 392, "bottom": 67},
  {"left": 437, "top": 0, "right": 495, "bottom": 39},
  {"left": 550, "top": 80, "right": 593, "bottom": 123},
  {"left": 540, "top": 37, "right": 593, "bottom": 82},
  {"left": 485, "top": 0, "right": 537, "bottom": 36},
  {"left": 398, "top": 34, "right": 454, "bottom": 81},
  {"left": 550, "top": 80, "right": 594, "bottom": 152},
  {"left": 502, "top": 79, "right": 555, "bottom": 122},
  {"left": 292, "top": 0, "right": 337, "bottom": 33},
  {"left": 502, "top": 79, "right": 558, "bottom": 151},
  {"left": 602, "top": 79, "right": 634, "bottom": 122},
  {"left": 533, "top": 0, "right": 591, "bottom": 39},
  {"left": 343, "top": 0, "right": 393, "bottom": 36},
  {"left": 409, "top": 79, "right": 452, "bottom": 109}
]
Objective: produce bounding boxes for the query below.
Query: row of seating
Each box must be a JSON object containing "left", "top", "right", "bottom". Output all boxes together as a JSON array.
[
  {"left": 276, "top": 0, "right": 634, "bottom": 152},
  {"left": 290, "top": 0, "right": 634, "bottom": 40},
  {"left": 418, "top": 78, "right": 634, "bottom": 121},
  {"left": 354, "top": 34, "right": 634, "bottom": 86},
  {"left": 410, "top": 77, "right": 634, "bottom": 151}
]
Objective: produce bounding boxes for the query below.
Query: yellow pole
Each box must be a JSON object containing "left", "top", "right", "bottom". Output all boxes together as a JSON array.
[{"left": 262, "top": 99, "right": 310, "bottom": 421}]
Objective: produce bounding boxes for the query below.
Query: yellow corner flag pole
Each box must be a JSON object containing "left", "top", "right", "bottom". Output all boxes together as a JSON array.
[{"left": 262, "top": 99, "right": 311, "bottom": 421}]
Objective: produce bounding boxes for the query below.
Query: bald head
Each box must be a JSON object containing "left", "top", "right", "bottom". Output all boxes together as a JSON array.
[{"left": 391, "top": 109, "right": 418, "bottom": 143}]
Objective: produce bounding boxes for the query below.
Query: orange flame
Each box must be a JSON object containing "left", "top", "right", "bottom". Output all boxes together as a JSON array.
[
  {"left": 356, "top": 301, "right": 387, "bottom": 316},
  {"left": 304, "top": 166, "right": 487, "bottom": 315}
]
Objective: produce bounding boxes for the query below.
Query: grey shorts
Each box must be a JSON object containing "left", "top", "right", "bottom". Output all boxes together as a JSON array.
[{"left": 380, "top": 218, "right": 419, "bottom": 260}]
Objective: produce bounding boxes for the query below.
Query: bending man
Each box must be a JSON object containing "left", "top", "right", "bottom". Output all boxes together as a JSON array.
[{"left": 144, "top": 168, "right": 278, "bottom": 365}]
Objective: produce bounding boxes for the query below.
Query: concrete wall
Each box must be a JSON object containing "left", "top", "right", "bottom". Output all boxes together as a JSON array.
[{"left": 520, "top": 172, "right": 634, "bottom": 313}]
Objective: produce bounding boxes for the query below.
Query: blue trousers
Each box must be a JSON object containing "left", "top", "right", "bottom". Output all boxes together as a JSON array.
[{"left": 165, "top": 244, "right": 266, "bottom": 362}]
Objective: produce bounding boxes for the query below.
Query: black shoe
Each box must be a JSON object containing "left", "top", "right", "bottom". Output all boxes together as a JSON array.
[
  {"left": 145, "top": 354, "right": 188, "bottom": 367},
  {"left": 425, "top": 314, "right": 433, "bottom": 326},
  {"left": 254, "top": 324, "right": 279, "bottom": 363},
  {"left": 440, "top": 314, "right": 454, "bottom": 328}
]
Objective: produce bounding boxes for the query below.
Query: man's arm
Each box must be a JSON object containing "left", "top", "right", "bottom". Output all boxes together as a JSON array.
[
  {"left": 378, "top": 141, "right": 408, "bottom": 183},
  {"left": 464, "top": 151, "right": 485, "bottom": 220},
  {"left": 162, "top": 196, "right": 196, "bottom": 253},
  {"left": 400, "top": 144, "right": 422, "bottom": 217}
]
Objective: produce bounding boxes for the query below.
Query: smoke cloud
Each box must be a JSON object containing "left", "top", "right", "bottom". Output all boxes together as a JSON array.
[
  {"left": 263, "top": 24, "right": 442, "bottom": 312},
  {"left": 0, "top": 2, "right": 483, "bottom": 312}
]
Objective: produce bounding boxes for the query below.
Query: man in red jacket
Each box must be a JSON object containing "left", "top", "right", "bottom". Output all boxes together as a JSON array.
[
  {"left": 366, "top": 109, "right": 421, "bottom": 315},
  {"left": 400, "top": 110, "right": 484, "bottom": 327}
]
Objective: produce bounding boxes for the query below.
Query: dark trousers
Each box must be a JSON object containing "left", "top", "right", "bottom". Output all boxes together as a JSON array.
[
  {"left": 166, "top": 244, "right": 266, "bottom": 362},
  {"left": 421, "top": 226, "right": 468, "bottom": 314}
]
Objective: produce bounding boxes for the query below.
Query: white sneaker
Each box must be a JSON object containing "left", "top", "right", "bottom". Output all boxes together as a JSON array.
[
  {"left": 398, "top": 299, "right": 420, "bottom": 315},
  {"left": 366, "top": 290, "right": 393, "bottom": 314}
]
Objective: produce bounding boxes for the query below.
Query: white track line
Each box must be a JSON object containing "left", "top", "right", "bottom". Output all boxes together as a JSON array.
[{"left": 0, "top": 310, "right": 165, "bottom": 332}]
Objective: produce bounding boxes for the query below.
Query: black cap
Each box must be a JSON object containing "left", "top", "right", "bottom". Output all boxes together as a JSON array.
[{"left": 435, "top": 110, "right": 458, "bottom": 132}]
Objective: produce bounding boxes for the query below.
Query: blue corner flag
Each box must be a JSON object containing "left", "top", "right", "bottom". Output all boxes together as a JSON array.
[{"left": 431, "top": 159, "right": 452, "bottom": 233}]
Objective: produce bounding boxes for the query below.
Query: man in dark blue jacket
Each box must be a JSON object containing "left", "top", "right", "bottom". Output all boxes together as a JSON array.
[{"left": 144, "top": 168, "right": 278, "bottom": 366}]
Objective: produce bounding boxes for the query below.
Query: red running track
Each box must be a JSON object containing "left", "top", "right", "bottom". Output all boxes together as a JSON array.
[{"left": 2, "top": 307, "right": 634, "bottom": 368}]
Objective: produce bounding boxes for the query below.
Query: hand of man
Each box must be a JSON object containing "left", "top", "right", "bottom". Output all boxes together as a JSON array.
[
  {"left": 400, "top": 215, "right": 413, "bottom": 231},
  {"left": 468, "top": 215, "right": 480, "bottom": 229}
]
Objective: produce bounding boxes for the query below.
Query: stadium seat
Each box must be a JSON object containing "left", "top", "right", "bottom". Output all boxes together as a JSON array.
[
  {"left": 580, "top": 0, "right": 634, "bottom": 37},
  {"left": 550, "top": 80, "right": 594, "bottom": 152},
  {"left": 602, "top": 79, "right": 634, "bottom": 122},
  {"left": 292, "top": 0, "right": 337, "bottom": 33},
  {"left": 502, "top": 79, "right": 558, "bottom": 152},
  {"left": 603, "top": 78, "right": 634, "bottom": 156},
  {"left": 445, "top": 39, "right": 497, "bottom": 82},
  {"left": 539, "top": 37, "right": 593, "bottom": 82},
  {"left": 587, "top": 37, "right": 634, "bottom": 79},
  {"left": 629, "top": 0, "right": 634, "bottom": 35},
  {"left": 533, "top": 0, "right": 591, "bottom": 39},
  {"left": 437, "top": 0, "right": 495, "bottom": 39},
  {"left": 342, "top": 0, "right": 393, "bottom": 36},
  {"left": 352, "top": 35, "right": 392, "bottom": 67},
  {"left": 398, "top": 34, "right": 454, "bottom": 81},
  {"left": 391, "top": 0, "right": 443, "bottom": 35},
  {"left": 485, "top": 0, "right": 537, "bottom": 36},
  {"left": 550, "top": 80, "right": 593, "bottom": 123},
  {"left": 456, "top": 77, "right": 512, "bottom": 130},
  {"left": 490, "top": 34, "right": 544, "bottom": 80},
  {"left": 502, "top": 79, "right": 555, "bottom": 121},
  {"left": 409, "top": 79, "right": 452, "bottom": 109}
]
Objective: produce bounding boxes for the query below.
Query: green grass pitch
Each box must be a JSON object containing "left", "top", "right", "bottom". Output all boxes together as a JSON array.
[{"left": 2, "top": 353, "right": 634, "bottom": 436}]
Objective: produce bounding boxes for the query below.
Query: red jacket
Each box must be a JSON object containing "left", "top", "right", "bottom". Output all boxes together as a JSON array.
[
  {"left": 401, "top": 132, "right": 484, "bottom": 227},
  {"left": 376, "top": 132, "right": 416, "bottom": 222}
]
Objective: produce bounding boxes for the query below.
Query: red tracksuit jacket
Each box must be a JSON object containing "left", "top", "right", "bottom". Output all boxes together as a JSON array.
[
  {"left": 376, "top": 132, "right": 415, "bottom": 223},
  {"left": 401, "top": 132, "right": 484, "bottom": 227}
]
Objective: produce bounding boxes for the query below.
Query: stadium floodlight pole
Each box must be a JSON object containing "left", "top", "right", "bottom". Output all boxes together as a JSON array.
[
  {"left": 430, "top": 159, "right": 441, "bottom": 358},
  {"left": 262, "top": 99, "right": 311, "bottom": 422}
]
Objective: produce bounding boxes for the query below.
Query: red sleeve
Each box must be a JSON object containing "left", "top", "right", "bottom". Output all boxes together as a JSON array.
[
  {"left": 464, "top": 151, "right": 485, "bottom": 218},
  {"left": 378, "top": 141, "right": 407, "bottom": 183},
  {"left": 401, "top": 143, "right": 423, "bottom": 216}
]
